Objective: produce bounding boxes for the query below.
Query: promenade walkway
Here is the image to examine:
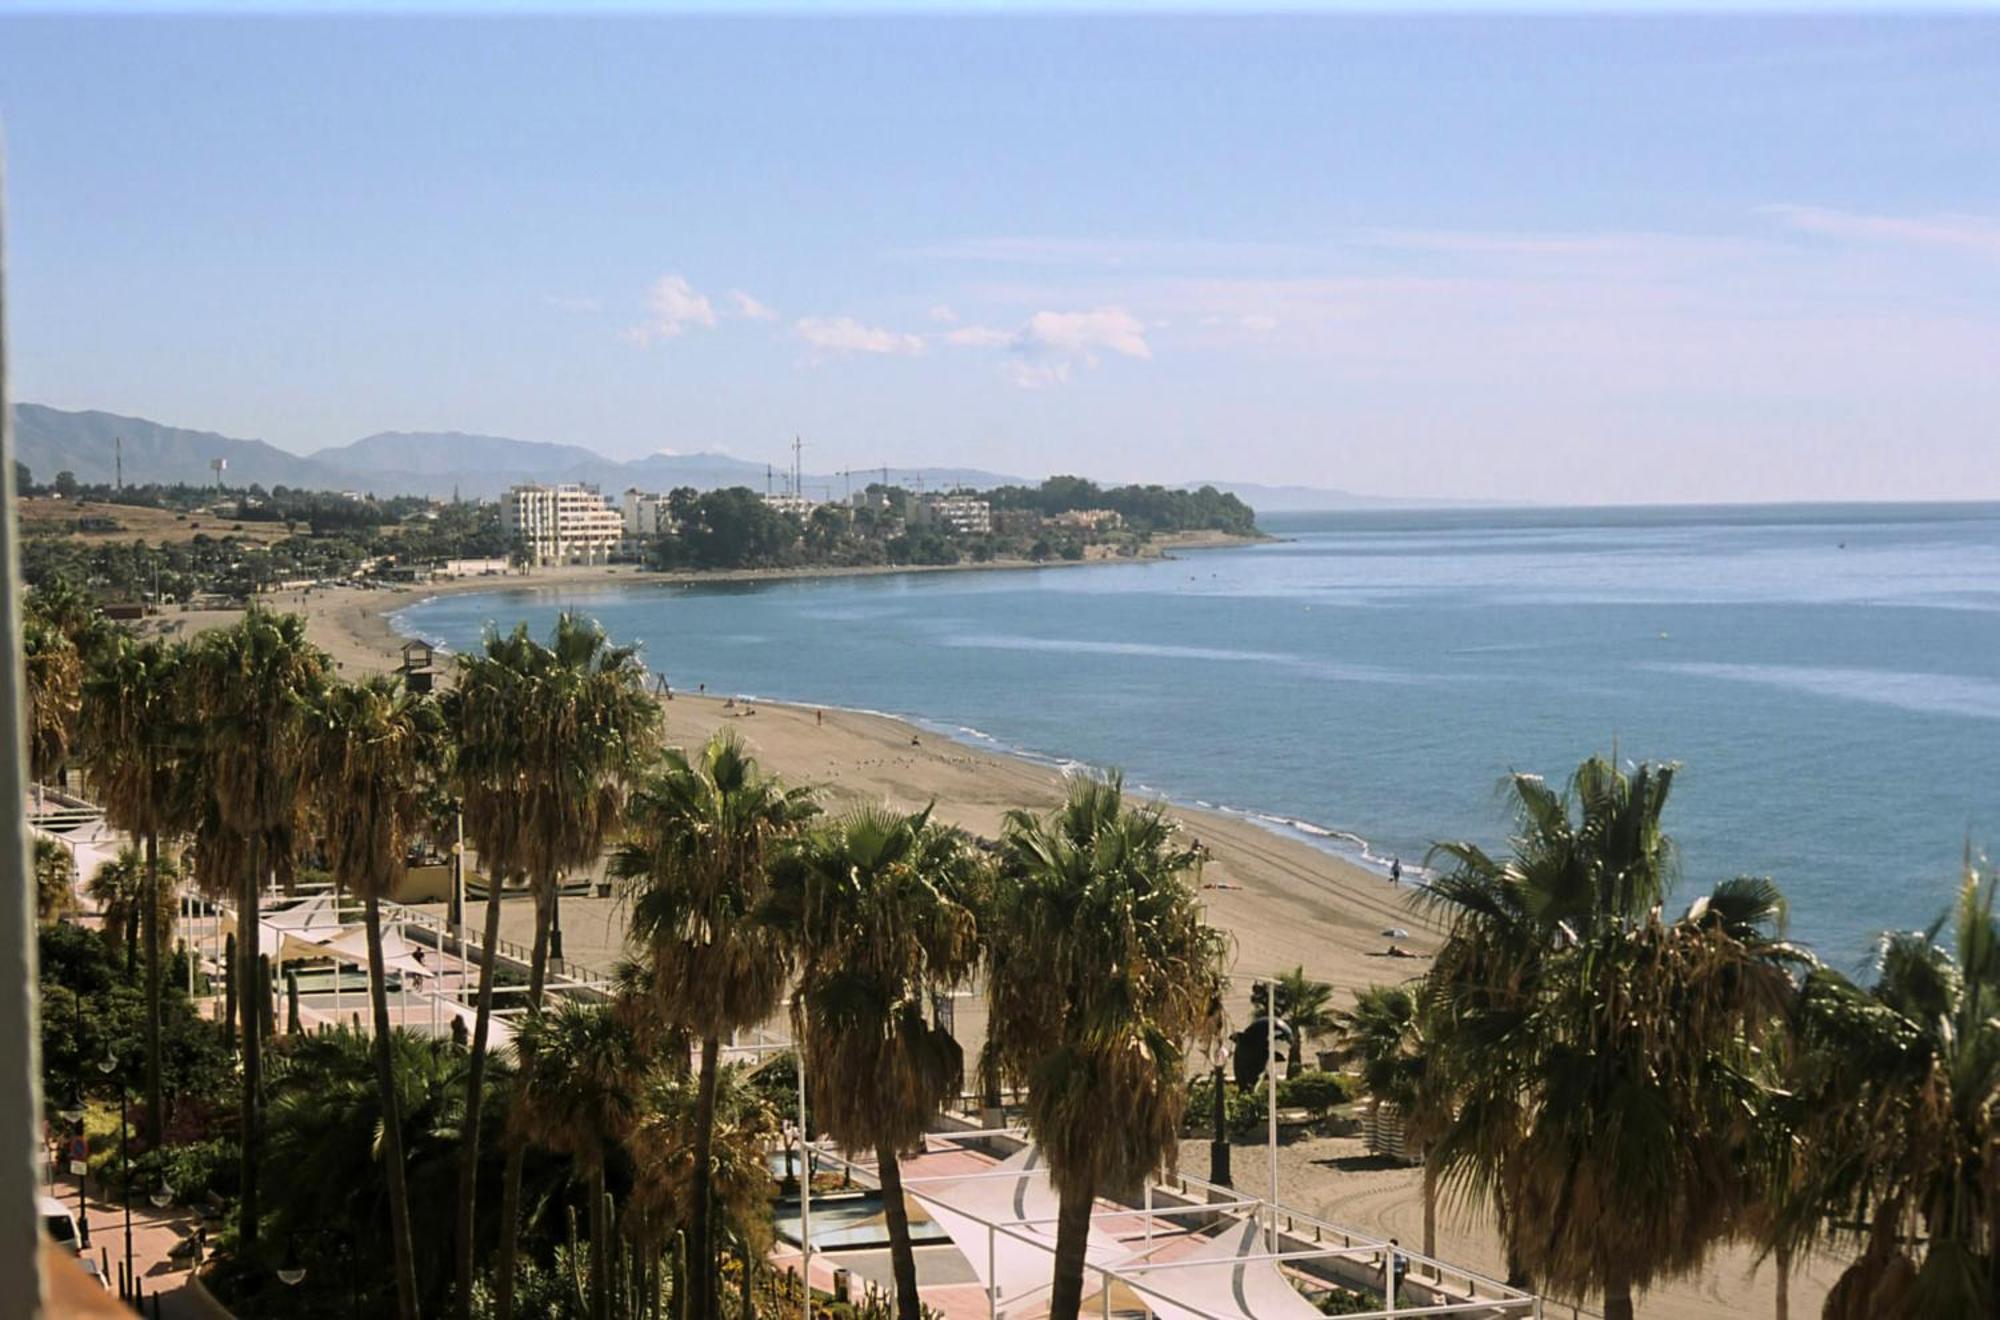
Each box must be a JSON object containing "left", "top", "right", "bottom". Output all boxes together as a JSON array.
[{"left": 43, "top": 1164, "right": 230, "bottom": 1319}]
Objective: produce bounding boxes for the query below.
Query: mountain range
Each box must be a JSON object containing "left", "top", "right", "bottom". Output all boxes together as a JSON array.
[{"left": 12, "top": 403, "right": 1401, "bottom": 510}]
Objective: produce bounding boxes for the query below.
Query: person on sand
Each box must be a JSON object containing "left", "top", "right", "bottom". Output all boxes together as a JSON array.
[
  {"left": 1390, "top": 856, "right": 1402, "bottom": 886},
  {"left": 816, "top": 709, "right": 823, "bottom": 727}
]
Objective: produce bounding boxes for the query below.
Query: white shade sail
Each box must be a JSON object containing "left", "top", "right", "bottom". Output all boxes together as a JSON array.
[
  {"left": 904, "top": 1145, "right": 1137, "bottom": 1318},
  {"left": 1126, "top": 1215, "right": 1325, "bottom": 1320}
]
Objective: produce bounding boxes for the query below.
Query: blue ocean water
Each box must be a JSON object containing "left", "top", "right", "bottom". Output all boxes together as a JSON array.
[{"left": 395, "top": 503, "right": 2000, "bottom": 970}]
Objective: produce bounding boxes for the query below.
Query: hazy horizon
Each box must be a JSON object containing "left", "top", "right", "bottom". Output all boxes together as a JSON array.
[{"left": 2, "top": 11, "right": 1996, "bottom": 502}]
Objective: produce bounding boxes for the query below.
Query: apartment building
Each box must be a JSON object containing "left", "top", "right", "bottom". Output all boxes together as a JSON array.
[
  {"left": 621, "top": 488, "right": 678, "bottom": 557},
  {"left": 927, "top": 493, "right": 992, "bottom": 536},
  {"left": 499, "top": 483, "right": 625, "bottom": 566}
]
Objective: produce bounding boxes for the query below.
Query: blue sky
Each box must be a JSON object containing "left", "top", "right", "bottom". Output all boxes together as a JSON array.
[{"left": 1, "top": 12, "right": 1996, "bottom": 501}]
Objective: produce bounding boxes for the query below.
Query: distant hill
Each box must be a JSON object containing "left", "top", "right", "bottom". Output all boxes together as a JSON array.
[
  {"left": 13, "top": 405, "right": 1033, "bottom": 501},
  {"left": 311, "top": 430, "right": 607, "bottom": 479},
  {"left": 14, "top": 404, "right": 353, "bottom": 492}
]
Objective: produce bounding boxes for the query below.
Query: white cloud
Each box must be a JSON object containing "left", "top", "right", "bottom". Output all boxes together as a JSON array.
[
  {"left": 929, "top": 303, "right": 960, "bottom": 323},
  {"left": 939, "top": 305, "right": 1153, "bottom": 387},
  {"left": 1761, "top": 204, "right": 2000, "bottom": 259},
  {"left": 729, "top": 290, "right": 779, "bottom": 321},
  {"left": 1010, "top": 360, "right": 1073, "bottom": 389},
  {"left": 1019, "top": 307, "right": 1152, "bottom": 361},
  {"left": 1240, "top": 314, "right": 1279, "bottom": 333},
  {"left": 943, "top": 325, "right": 1012, "bottom": 348},
  {"left": 628, "top": 275, "right": 717, "bottom": 345},
  {"left": 794, "top": 316, "right": 925, "bottom": 357}
]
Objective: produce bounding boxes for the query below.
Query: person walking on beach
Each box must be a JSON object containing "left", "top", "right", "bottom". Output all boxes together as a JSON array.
[
  {"left": 816, "top": 708, "right": 823, "bottom": 727},
  {"left": 1390, "top": 857, "right": 1402, "bottom": 886}
]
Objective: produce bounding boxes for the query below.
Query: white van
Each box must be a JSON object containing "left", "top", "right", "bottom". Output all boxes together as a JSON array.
[{"left": 38, "top": 1194, "right": 109, "bottom": 1290}]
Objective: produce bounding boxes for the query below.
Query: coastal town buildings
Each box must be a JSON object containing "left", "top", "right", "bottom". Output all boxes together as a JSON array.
[
  {"left": 925, "top": 492, "right": 992, "bottom": 536},
  {"left": 1048, "top": 507, "right": 1124, "bottom": 532},
  {"left": 760, "top": 491, "right": 818, "bottom": 517},
  {"left": 499, "top": 482, "right": 625, "bottom": 566},
  {"left": 621, "top": 487, "right": 677, "bottom": 557}
]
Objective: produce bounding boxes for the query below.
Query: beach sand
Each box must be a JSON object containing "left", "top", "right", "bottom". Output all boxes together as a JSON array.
[{"left": 154, "top": 562, "right": 1838, "bottom": 1319}]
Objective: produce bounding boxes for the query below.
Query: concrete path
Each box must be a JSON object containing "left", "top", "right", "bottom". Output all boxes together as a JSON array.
[{"left": 44, "top": 1162, "right": 231, "bottom": 1318}]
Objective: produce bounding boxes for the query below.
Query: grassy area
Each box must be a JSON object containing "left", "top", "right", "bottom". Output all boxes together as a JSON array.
[{"left": 18, "top": 497, "right": 311, "bottom": 547}]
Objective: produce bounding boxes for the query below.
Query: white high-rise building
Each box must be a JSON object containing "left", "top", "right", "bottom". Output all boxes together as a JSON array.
[
  {"left": 928, "top": 494, "right": 992, "bottom": 536},
  {"left": 500, "top": 483, "right": 625, "bottom": 566},
  {"left": 621, "top": 488, "right": 677, "bottom": 556}
]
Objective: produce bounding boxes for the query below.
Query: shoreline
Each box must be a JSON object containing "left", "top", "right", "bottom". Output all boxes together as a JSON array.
[{"left": 142, "top": 546, "right": 1834, "bottom": 1318}]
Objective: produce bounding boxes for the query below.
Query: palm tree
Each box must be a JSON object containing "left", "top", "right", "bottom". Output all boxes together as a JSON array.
[
  {"left": 1250, "top": 965, "right": 1336, "bottom": 1076},
  {"left": 24, "top": 610, "right": 81, "bottom": 793},
  {"left": 34, "top": 836, "right": 77, "bottom": 923},
  {"left": 624, "top": 1058, "right": 782, "bottom": 1312},
  {"left": 1329, "top": 984, "right": 1440, "bottom": 1257},
  {"left": 302, "top": 674, "right": 444, "bottom": 1320},
  {"left": 264, "top": 1027, "right": 515, "bottom": 1317},
  {"left": 184, "top": 608, "right": 330, "bottom": 1248},
  {"left": 86, "top": 846, "right": 179, "bottom": 975},
  {"left": 772, "top": 805, "right": 983, "bottom": 1320},
  {"left": 444, "top": 614, "right": 659, "bottom": 1320},
  {"left": 1763, "top": 862, "right": 1998, "bottom": 1320},
  {"left": 612, "top": 731, "right": 817, "bottom": 1320},
  {"left": 982, "top": 774, "right": 1227, "bottom": 1320},
  {"left": 1417, "top": 756, "right": 1681, "bottom": 1287},
  {"left": 1420, "top": 756, "right": 1802, "bottom": 1319},
  {"left": 512, "top": 1002, "right": 643, "bottom": 1320},
  {"left": 82, "top": 634, "right": 188, "bottom": 1140}
]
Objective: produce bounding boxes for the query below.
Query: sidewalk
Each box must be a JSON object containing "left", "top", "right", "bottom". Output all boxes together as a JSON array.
[{"left": 45, "top": 1164, "right": 231, "bottom": 1318}]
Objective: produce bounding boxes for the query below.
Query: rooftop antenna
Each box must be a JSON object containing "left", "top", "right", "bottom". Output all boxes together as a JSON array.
[{"left": 766, "top": 463, "right": 773, "bottom": 497}]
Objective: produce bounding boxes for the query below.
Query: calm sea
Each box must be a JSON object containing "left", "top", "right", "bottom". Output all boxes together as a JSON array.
[{"left": 395, "top": 503, "right": 2000, "bottom": 970}]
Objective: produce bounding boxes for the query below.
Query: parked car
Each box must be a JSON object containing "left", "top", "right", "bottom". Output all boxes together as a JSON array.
[{"left": 38, "top": 1194, "right": 109, "bottom": 1290}]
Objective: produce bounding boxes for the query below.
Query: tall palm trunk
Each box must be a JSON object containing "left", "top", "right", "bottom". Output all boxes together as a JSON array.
[
  {"left": 1774, "top": 1243, "right": 1790, "bottom": 1320},
  {"left": 223, "top": 931, "right": 237, "bottom": 1048},
  {"left": 456, "top": 871, "right": 509, "bottom": 1320},
  {"left": 877, "top": 1145, "right": 921, "bottom": 1320},
  {"left": 1421, "top": 1159, "right": 1437, "bottom": 1262},
  {"left": 1603, "top": 1268, "right": 1635, "bottom": 1320},
  {"left": 142, "top": 831, "right": 163, "bottom": 1141},
  {"left": 1046, "top": 1178, "right": 1095, "bottom": 1320},
  {"left": 366, "top": 891, "right": 422, "bottom": 1320},
  {"left": 688, "top": 1036, "right": 721, "bottom": 1320},
  {"left": 589, "top": 1162, "right": 610, "bottom": 1320},
  {"left": 238, "top": 835, "right": 263, "bottom": 1248},
  {"left": 494, "top": 883, "right": 556, "bottom": 1320}
]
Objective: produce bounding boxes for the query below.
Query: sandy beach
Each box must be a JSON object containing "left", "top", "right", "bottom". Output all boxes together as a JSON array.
[{"left": 148, "top": 556, "right": 1835, "bottom": 1319}]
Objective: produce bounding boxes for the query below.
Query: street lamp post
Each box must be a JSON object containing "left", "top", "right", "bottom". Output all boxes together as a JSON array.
[
  {"left": 97, "top": 1051, "right": 133, "bottom": 1301},
  {"left": 59, "top": 1089, "right": 88, "bottom": 1249}
]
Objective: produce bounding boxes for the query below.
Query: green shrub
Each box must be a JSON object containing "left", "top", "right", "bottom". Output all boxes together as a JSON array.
[
  {"left": 1184, "top": 1074, "right": 1272, "bottom": 1141},
  {"left": 130, "top": 1137, "right": 238, "bottom": 1205},
  {"left": 1278, "top": 1070, "right": 1354, "bottom": 1118}
]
